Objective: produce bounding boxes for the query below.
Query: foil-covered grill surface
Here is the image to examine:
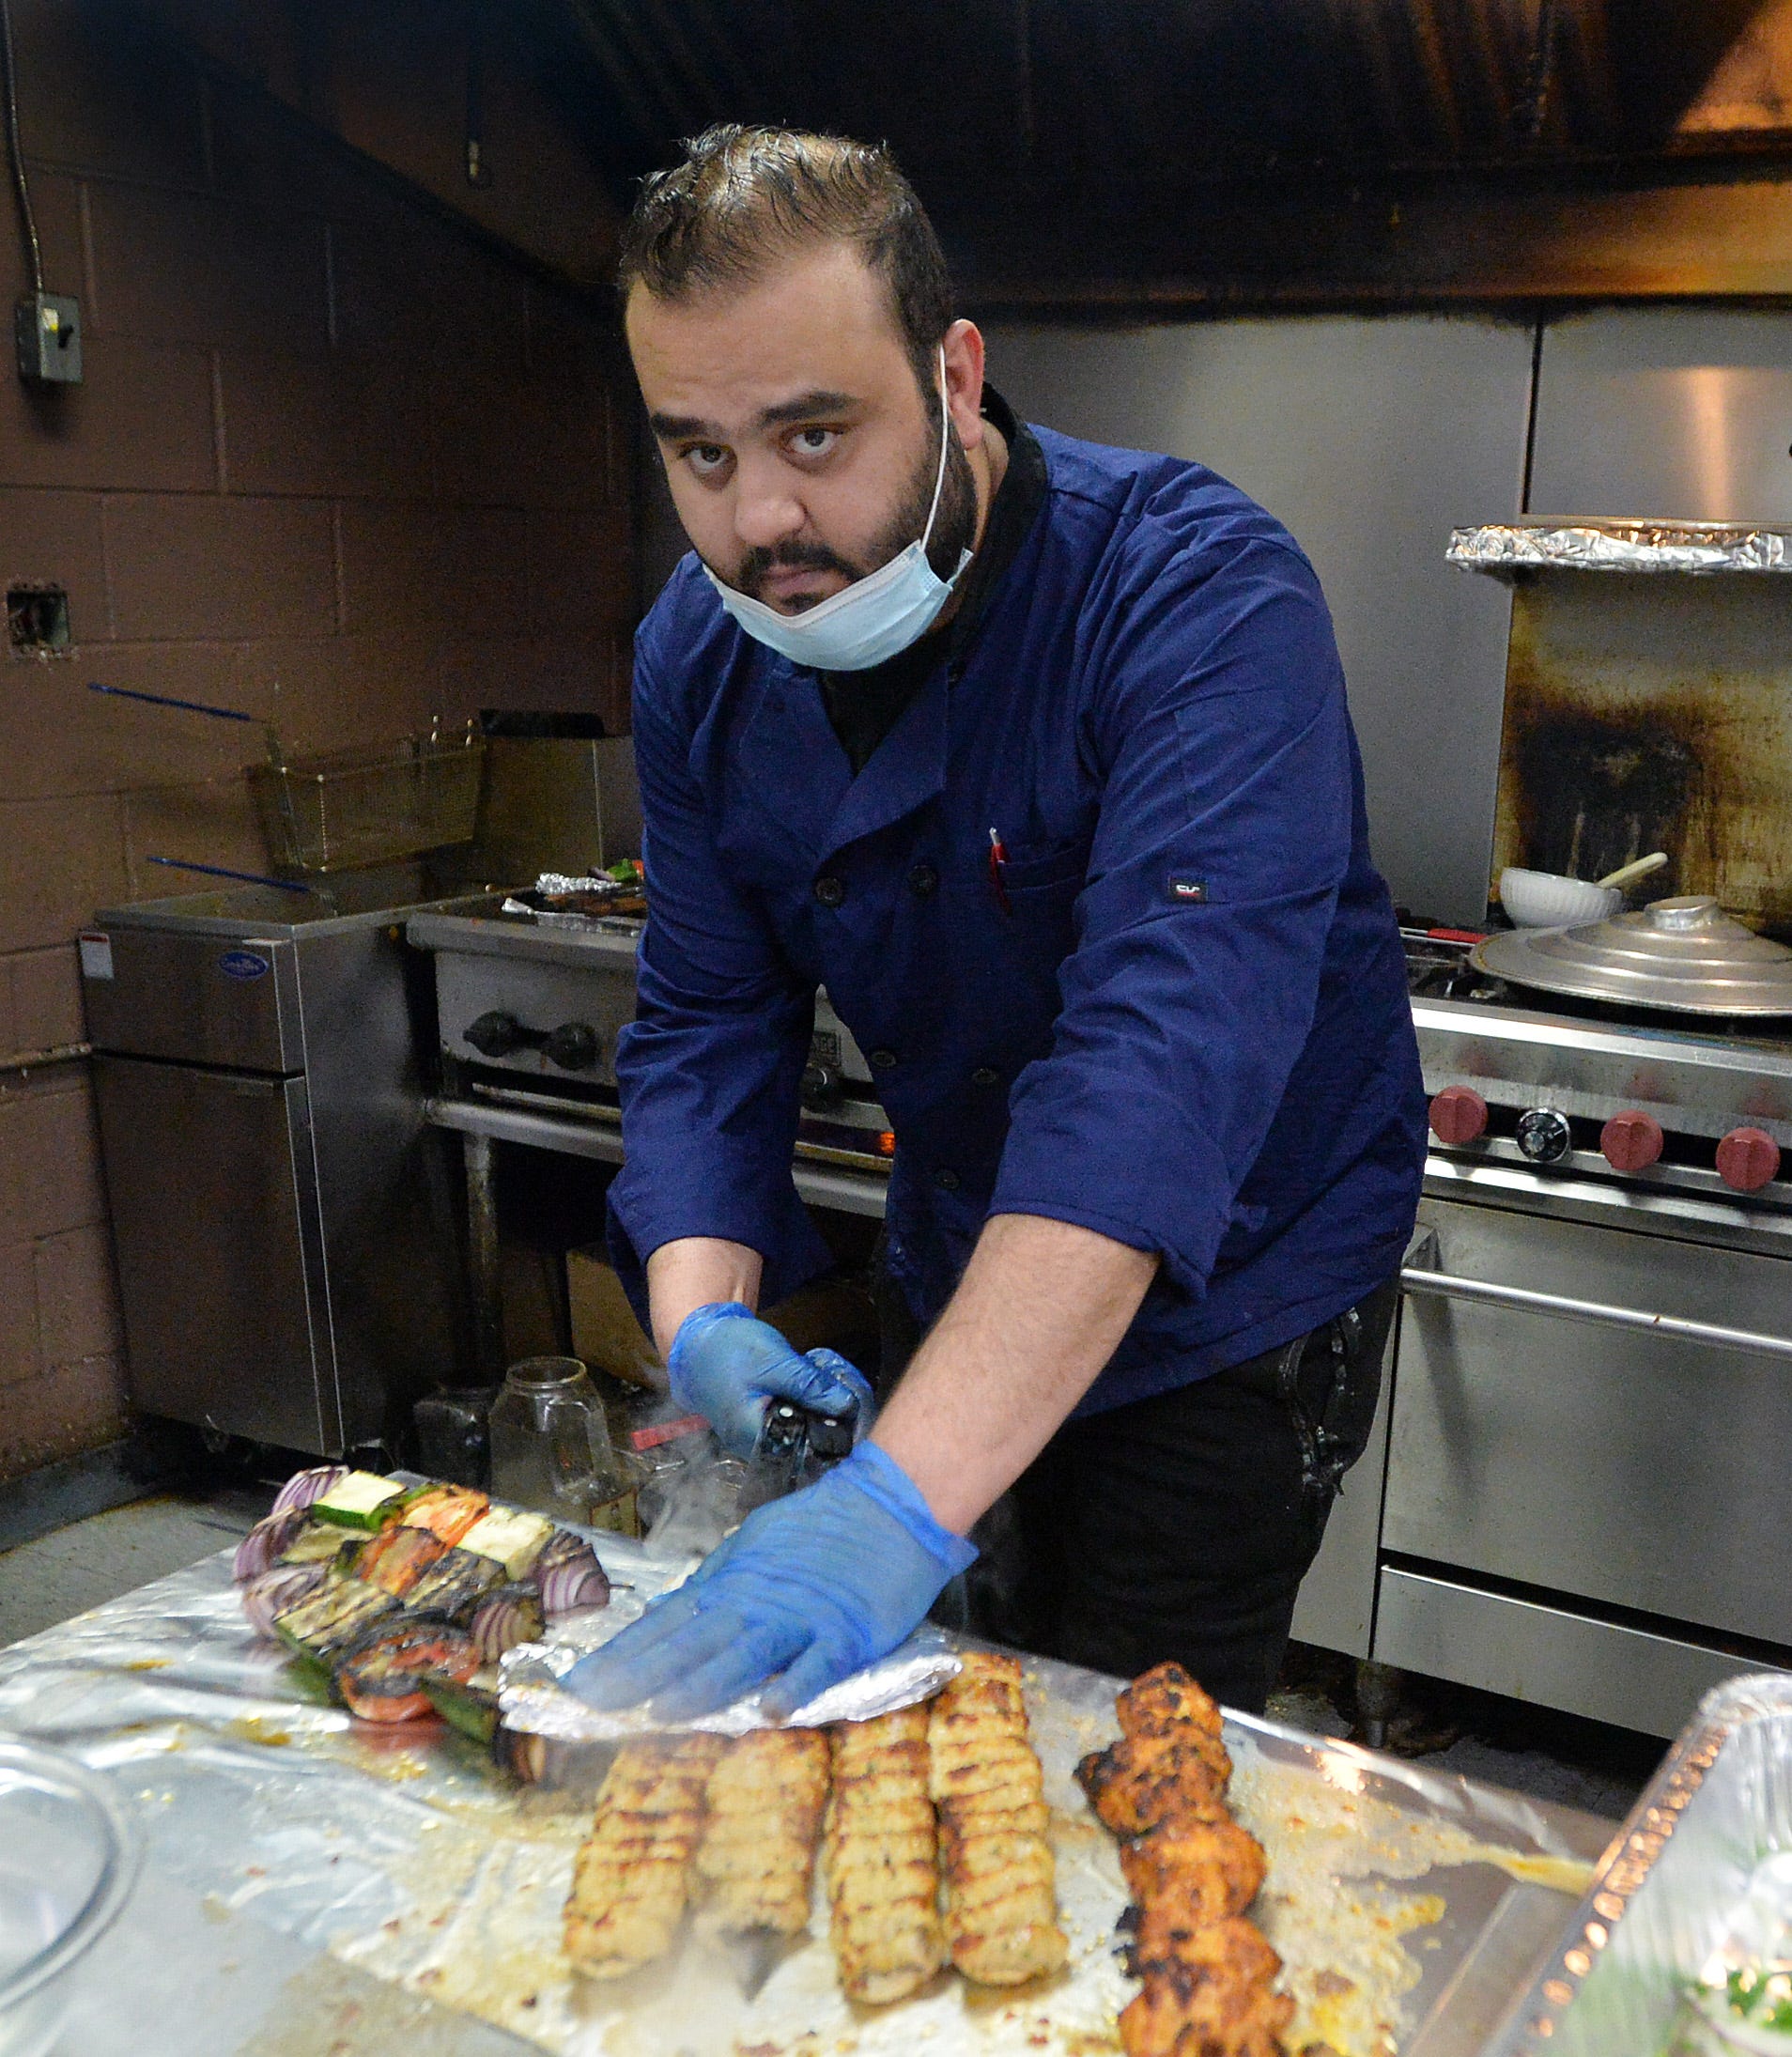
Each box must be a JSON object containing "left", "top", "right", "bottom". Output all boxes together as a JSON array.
[
  {"left": 1448, "top": 520, "right": 1792, "bottom": 577},
  {"left": 0, "top": 1543, "right": 1614, "bottom": 2056},
  {"left": 1484, "top": 1673, "right": 1792, "bottom": 2057}
]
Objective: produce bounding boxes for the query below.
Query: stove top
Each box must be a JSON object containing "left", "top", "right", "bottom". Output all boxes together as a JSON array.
[{"left": 1400, "top": 930, "right": 1792, "bottom": 1200}]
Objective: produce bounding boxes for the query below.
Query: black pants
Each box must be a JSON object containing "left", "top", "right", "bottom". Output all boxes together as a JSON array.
[{"left": 876, "top": 1269, "right": 1398, "bottom": 1716}]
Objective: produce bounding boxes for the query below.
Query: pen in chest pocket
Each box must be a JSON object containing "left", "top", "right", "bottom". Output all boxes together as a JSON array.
[{"left": 987, "top": 827, "right": 1011, "bottom": 915}]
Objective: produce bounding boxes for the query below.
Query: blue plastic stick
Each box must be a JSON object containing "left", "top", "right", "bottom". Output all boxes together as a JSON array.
[
  {"left": 89, "top": 680, "right": 256, "bottom": 723},
  {"left": 145, "top": 856, "right": 314, "bottom": 893}
]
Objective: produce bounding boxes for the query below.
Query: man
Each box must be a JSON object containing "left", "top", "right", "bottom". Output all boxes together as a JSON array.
[{"left": 570, "top": 125, "right": 1425, "bottom": 1725}]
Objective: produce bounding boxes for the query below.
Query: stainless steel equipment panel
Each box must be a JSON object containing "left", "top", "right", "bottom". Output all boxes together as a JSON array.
[
  {"left": 434, "top": 951, "right": 636, "bottom": 1085},
  {"left": 93, "top": 1054, "right": 335, "bottom": 1452},
  {"left": 981, "top": 316, "right": 1535, "bottom": 925},
  {"left": 1375, "top": 1565, "right": 1782, "bottom": 1740},
  {"left": 82, "top": 927, "right": 301, "bottom": 1072},
  {"left": 1387, "top": 1196, "right": 1792, "bottom": 1645},
  {"left": 1530, "top": 308, "right": 1792, "bottom": 521}
]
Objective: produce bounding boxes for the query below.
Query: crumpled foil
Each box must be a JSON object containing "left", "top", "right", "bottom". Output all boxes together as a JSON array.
[
  {"left": 1447, "top": 520, "right": 1792, "bottom": 577},
  {"left": 1483, "top": 1672, "right": 1792, "bottom": 2057},
  {"left": 499, "top": 874, "right": 642, "bottom": 929}
]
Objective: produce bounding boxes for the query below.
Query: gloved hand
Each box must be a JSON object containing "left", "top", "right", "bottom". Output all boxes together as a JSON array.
[
  {"left": 561, "top": 1442, "right": 976, "bottom": 1721},
  {"left": 666, "top": 1302, "right": 873, "bottom": 1462}
]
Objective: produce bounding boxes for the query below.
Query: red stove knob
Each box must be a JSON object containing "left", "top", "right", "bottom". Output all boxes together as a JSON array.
[
  {"left": 1717, "top": 1126, "right": 1782, "bottom": 1192},
  {"left": 1600, "top": 1110, "right": 1664, "bottom": 1173},
  {"left": 1429, "top": 1086, "right": 1489, "bottom": 1145}
]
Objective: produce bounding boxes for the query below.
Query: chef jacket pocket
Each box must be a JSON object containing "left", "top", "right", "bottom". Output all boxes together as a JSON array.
[{"left": 1000, "top": 836, "right": 1091, "bottom": 899}]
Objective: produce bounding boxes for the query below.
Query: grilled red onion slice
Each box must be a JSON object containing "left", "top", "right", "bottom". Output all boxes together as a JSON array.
[
  {"left": 270, "top": 1465, "right": 348, "bottom": 1518},
  {"left": 468, "top": 1588, "right": 544, "bottom": 1663},
  {"left": 537, "top": 1555, "right": 610, "bottom": 1620},
  {"left": 241, "top": 1562, "right": 326, "bottom": 1638},
  {"left": 233, "top": 1506, "right": 307, "bottom": 1583}
]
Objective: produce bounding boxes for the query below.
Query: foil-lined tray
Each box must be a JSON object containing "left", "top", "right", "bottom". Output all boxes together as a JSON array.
[
  {"left": 1447, "top": 520, "right": 1792, "bottom": 577},
  {"left": 0, "top": 1546, "right": 1614, "bottom": 2057},
  {"left": 1483, "top": 1673, "right": 1792, "bottom": 2057}
]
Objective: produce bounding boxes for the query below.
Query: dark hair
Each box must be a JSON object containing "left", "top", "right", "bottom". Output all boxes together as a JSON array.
[{"left": 617, "top": 125, "right": 952, "bottom": 389}]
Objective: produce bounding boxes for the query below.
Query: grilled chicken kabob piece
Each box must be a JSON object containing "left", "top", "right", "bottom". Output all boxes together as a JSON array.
[
  {"left": 1076, "top": 1663, "right": 1291, "bottom": 2057},
  {"left": 694, "top": 1727, "right": 831, "bottom": 1938},
  {"left": 825, "top": 1705, "right": 946, "bottom": 2004},
  {"left": 928, "top": 1650, "right": 1069, "bottom": 1987},
  {"left": 564, "top": 1733, "right": 726, "bottom": 1979}
]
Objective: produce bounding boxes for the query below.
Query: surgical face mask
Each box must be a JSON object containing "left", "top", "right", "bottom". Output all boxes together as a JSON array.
[{"left": 703, "top": 348, "right": 972, "bottom": 672}]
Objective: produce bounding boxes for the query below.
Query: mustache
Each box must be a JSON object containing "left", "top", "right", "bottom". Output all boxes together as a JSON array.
[{"left": 734, "top": 539, "right": 863, "bottom": 601}]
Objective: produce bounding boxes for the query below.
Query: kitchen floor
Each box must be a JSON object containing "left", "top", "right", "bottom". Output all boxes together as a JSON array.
[{"left": 0, "top": 1483, "right": 1661, "bottom": 1824}]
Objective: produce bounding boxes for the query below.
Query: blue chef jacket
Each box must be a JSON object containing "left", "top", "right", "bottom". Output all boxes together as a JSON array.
[{"left": 608, "top": 421, "right": 1426, "bottom": 1415}]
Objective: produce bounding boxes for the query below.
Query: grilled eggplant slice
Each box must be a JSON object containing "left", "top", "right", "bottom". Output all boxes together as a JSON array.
[
  {"left": 272, "top": 1578, "right": 397, "bottom": 1661},
  {"left": 404, "top": 1544, "right": 502, "bottom": 1621}
]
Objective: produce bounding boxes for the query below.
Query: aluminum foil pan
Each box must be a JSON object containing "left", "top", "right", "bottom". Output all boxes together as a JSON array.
[
  {"left": 1483, "top": 1673, "right": 1792, "bottom": 2057},
  {"left": 1471, "top": 896, "right": 1792, "bottom": 1016},
  {"left": 500, "top": 1535, "right": 961, "bottom": 1740},
  {"left": 1449, "top": 520, "right": 1792, "bottom": 577}
]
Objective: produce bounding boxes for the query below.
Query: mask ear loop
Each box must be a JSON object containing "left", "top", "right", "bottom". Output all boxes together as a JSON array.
[{"left": 918, "top": 343, "right": 952, "bottom": 552}]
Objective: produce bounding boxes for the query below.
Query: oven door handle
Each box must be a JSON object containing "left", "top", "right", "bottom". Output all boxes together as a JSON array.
[{"left": 1399, "top": 1263, "right": 1792, "bottom": 1365}]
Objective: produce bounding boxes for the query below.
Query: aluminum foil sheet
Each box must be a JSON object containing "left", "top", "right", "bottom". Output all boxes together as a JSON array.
[
  {"left": 1447, "top": 521, "right": 1792, "bottom": 577},
  {"left": 1483, "top": 1673, "right": 1792, "bottom": 2057},
  {"left": 0, "top": 1546, "right": 1613, "bottom": 2057},
  {"left": 500, "top": 1534, "right": 963, "bottom": 1740}
]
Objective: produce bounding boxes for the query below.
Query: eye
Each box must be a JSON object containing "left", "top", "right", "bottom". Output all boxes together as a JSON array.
[
  {"left": 788, "top": 425, "right": 839, "bottom": 459},
  {"left": 683, "top": 443, "right": 731, "bottom": 480}
]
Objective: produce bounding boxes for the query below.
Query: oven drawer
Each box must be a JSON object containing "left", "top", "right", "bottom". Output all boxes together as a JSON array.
[{"left": 1386, "top": 1198, "right": 1792, "bottom": 1644}]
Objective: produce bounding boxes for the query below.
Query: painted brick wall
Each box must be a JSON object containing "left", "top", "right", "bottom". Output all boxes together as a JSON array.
[{"left": 0, "top": 2, "right": 635, "bottom": 1477}]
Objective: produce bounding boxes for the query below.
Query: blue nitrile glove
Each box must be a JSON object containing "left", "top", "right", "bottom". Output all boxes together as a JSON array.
[
  {"left": 666, "top": 1302, "right": 873, "bottom": 1462},
  {"left": 561, "top": 1442, "right": 976, "bottom": 1721}
]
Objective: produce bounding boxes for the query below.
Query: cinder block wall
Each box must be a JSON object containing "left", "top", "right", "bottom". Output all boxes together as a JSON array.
[{"left": 0, "top": 2, "right": 636, "bottom": 1477}]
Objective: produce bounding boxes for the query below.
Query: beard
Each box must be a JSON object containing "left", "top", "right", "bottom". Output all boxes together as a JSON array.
[{"left": 728, "top": 414, "right": 979, "bottom": 611}]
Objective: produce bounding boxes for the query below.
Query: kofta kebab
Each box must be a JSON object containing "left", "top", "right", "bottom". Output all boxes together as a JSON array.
[{"left": 564, "top": 1653, "right": 1291, "bottom": 2048}]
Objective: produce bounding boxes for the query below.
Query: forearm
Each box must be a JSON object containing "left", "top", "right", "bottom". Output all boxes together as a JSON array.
[
  {"left": 645, "top": 1237, "right": 765, "bottom": 1361},
  {"left": 871, "top": 1214, "right": 1158, "bottom": 1534}
]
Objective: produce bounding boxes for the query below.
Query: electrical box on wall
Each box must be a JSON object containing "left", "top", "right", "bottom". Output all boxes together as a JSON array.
[{"left": 15, "top": 293, "right": 82, "bottom": 384}]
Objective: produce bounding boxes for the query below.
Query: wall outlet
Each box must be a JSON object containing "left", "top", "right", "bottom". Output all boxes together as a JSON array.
[{"left": 15, "top": 294, "right": 83, "bottom": 384}]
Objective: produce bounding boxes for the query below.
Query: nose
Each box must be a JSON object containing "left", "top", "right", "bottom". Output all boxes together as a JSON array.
[{"left": 732, "top": 456, "right": 806, "bottom": 551}]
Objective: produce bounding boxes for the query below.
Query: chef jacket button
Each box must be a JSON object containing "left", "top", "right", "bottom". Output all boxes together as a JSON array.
[
  {"left": 813, "top": 875, "right": 846, "bottom": 908},
  {"left": 970, "top": 1066, "right": 999, "bottom": 1088},
  {"left": 933, "top": 1168, "right": 961, "bottom": 1191},
  {"left": 868, "top": 1047, "right": 898, "bottom": 1072},
  {"left": 908, "top": 863, "right": 938, "bottom": 898}
]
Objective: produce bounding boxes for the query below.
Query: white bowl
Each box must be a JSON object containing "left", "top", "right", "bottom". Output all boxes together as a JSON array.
[
  {"left": 1498, "top": 867, "right": 1623, "bottom": 929},
  {"left": 0, "top": 1737, "right": 139, "bottom": 2057}
]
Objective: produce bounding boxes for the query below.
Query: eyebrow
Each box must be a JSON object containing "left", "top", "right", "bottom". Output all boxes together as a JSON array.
[{"left": 648, "top": 389, "right": 859, "bottom": 441}]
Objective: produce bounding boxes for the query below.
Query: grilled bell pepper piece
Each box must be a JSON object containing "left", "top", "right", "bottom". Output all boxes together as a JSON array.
[{"left": 355, "top": 1521, "right": 447, "bottom": 1598}]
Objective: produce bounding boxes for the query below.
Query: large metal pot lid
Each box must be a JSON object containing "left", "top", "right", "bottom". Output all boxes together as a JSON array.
[{"left": 1470, "top": 896, "right": 1792, "bottom": 1016}]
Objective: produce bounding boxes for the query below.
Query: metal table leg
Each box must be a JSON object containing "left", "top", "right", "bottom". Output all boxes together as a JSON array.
[{"left": 464, "top": 1130, "right": 504, "bottom": 1383}]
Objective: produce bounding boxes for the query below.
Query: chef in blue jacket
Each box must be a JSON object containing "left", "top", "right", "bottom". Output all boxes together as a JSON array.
[{"left": 568, "top": 125, "right": 1427, "bottom": 1724}]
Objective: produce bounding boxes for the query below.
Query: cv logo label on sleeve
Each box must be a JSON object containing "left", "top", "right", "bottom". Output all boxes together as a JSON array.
[
  {"left": 1166, "top": 876, "right": 1208, "bottom": 905},
  {"left": 218, "top": 949, "right": 271, "bottom": 981}
]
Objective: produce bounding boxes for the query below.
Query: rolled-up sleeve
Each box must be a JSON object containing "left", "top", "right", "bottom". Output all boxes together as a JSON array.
[
  {"left": 606, "top": 652, "right": 832, "bottom": 1314},
  {"left": 989, "top": 535, "right": 1352, "bottom": 1296}
]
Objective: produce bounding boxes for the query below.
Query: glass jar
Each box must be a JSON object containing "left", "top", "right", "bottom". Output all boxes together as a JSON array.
[{"left": 487, "top": 1356, "right": 642, "bottom": 1534}]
